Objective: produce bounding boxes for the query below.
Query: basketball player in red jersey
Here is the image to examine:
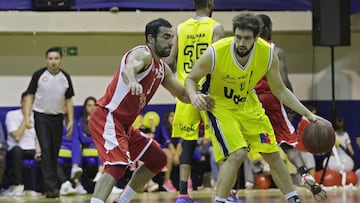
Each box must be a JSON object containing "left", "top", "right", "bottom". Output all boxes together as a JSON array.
[
  {"left": 254, "top": 14, "right": 326, "bottom": 201},
  {"left": 89, "top": 18, "right": 213, "bottom": 203}
]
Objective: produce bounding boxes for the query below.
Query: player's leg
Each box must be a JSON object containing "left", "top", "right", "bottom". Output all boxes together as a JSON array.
[
  {"left": 206, "top": 111, "right": 246, "bottom": 203},
  {"left": 261, "top": 152, "right": 301, "bottom": 203},
  {"left": 243, "top": 104, "right": 301, "bottom": 203},
  {"left": 172, "top": 103, "right": 202, "bottom": 203},
  {"left": 178, "top": 140, "right": 197, "bottom": 200},
  {"left": 214, "top": 148, "right": 247, "bottom": 203},
  {"left": 89, "top": 108, "right": 130, "bottom": 203},
  {"left": 299, "top": 151, "right": 316, "bottom": 177},
  {"left": 115, "top": 130, "right": 167, "bottom": 203},
  {"left": 92, "top": 165, "right": 126, "bottom": 202},
  {"left": 281, "top": 144, "right": 327, "bottom": 200}
]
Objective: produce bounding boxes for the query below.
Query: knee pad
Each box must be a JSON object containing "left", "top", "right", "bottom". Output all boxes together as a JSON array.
[
  {"left": 180, "top": 140, "right": 197, "bottom": 164},
  {"left": 141, "top": 142, "right": 166, "bottom": 174},
  {"left": 103, "top": 164, "right": 127, "bottom": 181}
]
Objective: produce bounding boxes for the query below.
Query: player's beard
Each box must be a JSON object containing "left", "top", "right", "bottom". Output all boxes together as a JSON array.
[
  {"left": 155, "top": 43, "right": 171, "bottom": 57},
  {"left": 236, "top": 44, "right": 253, "bottom": 57}
]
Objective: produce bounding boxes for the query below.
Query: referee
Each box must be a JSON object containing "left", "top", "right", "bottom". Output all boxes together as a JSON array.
[{"left": 23, "top": 47, "right": 75, "bottom": 198}]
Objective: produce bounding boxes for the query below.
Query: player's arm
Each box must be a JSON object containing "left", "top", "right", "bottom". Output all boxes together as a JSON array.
[
  {"left": 212, "top": 24, "right": 225, "bottom": 43},
  {"left": 164, "top": 30, "right": 178, "bottom": 73},
  {"left": 185, "top": 48, "right": 214, "bottom": 110},
  {"left": 162, "top": 63, "right": 190, "bottom": 103},
  {"left": 266, "top": 54, "right": 315, "bottom": 121},
  {"left": 121, "top": 48, "right": 152, "bottom": 95},
  {"left": 276, "top": 47, "right": 293, "bottom": 92}
]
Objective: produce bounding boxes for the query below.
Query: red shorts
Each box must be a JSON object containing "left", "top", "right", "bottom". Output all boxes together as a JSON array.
[
  {"left": 89, "top": 107, "right": 152, "bottom": 166},
  {"left": 258, "top": 92, "right": 298, "bottom": 146}
]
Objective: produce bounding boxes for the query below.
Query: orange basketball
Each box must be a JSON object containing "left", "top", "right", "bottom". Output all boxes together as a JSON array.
[
  {"left": 302, "top": 119, "right": 335, "bottom": 154},
  {"left": 255, "top": 173, "right": 272, "bottom": 189}
]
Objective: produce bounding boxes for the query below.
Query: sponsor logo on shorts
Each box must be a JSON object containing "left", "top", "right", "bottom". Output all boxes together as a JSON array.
[
  {"left": 179, "top": 124, "right": 196, "bottom": 132},
  {"left": 260, "top": 133, "right": 270, "bottom": 144}
]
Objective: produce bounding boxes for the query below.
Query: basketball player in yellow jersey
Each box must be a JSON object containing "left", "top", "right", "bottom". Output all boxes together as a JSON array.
[
  {"left": 185, "top": 13, "right": 331, "bottom": 203},
  {"left": 165, "top": 1, "right": 224, "bottom": 202}
]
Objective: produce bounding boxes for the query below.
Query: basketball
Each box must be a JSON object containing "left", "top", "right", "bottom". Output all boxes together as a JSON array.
[
  {"left": 255, "top": 173, "right": 272, "bottom": 189},
  {"left": 302, "top": 119, "right": 335, "bottom": 154}
]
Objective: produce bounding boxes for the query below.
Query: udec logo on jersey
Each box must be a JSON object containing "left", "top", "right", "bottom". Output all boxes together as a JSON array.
[{"left": 260, "top": 132, "right": 271, "bottom": 144}]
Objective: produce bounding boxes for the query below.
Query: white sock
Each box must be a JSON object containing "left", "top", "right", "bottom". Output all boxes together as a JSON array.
[
  {"left": 116, "top": 186, "right": 136, "bottom": 203},
  {"left": 284, "top": 191, "right": 298, "bottom": 200},
  {"left": 90, "top": 197, "right": 104, "bottom": 203}
]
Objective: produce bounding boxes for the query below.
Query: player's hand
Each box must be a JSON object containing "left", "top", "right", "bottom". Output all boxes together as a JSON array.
[
  {"left": 307, "top": 114, "right": 328, "bottom": 123},
  {"left": 190, "top": 94, "right": 214, "bottom": 111},
  {"left": 129, "top": 82, "right": 143, "bottom": 95}
]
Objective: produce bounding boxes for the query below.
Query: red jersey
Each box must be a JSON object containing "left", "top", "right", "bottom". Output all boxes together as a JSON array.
[
  {"left": 255, "top": 76, "right": 297, "bottom": 145},
  {"left": 296, "top": 116, "right": 310, "bottom": 151},
  {"left": 97, "top": 45, "right": 165, "bottom": 127}
]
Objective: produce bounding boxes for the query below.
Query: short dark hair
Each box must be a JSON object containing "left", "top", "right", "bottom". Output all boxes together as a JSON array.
[
  {"left": 257, "top": 14, "right": 272, "bottom": 40},
  {"left": 232, "top": 13, "right": 262, "bottom": 37},
  {"left": 46, "top": 47, "right": 62, "bottom": 58},
  {"left": 145, "top": 18, "right": 172, "bottom": 43},
  {"left": 194, "top": 0, "right": 210, "bottom": 9},
  {"left": 257, "top": 14, "right": 272, "bottom": 29}
]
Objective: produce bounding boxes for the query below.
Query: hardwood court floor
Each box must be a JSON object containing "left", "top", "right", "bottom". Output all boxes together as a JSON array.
[{"left": 0, "top": 187, "right": 359, "bottom": 203}]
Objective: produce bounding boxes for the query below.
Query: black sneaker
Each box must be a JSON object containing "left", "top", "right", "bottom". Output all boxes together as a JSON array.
[
  {"left": 46, "top": 189, "right": 59, "bottom": 198},
  {"left": 301, "top": 173, "right": 327, "bottom": 200}
]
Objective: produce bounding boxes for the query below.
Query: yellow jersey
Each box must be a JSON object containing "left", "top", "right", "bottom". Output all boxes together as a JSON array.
[
  {"left": 209, "top": 37, "right": 275, "bottom": 110},
  {"left": 176, "top": 17, "right": 220, "bottom": 85}
]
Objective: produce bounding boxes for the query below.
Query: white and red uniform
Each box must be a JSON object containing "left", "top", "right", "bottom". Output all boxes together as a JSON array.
[
  {"left": 296, "top": 116, "right": 310, "bottom": 151},
  {"left": 255, "top": 76, "right": 298, "bottom": 146},
  {"left": 89, "top": 45, "right": 165, "bottom": 166}
]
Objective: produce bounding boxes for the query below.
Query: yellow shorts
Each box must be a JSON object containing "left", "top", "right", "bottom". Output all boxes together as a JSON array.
[
  {"left": 172, "top": 101, "right": 212, "bottom": 140},
  {"left": 209, "top": 105, "right": 279, "bottom": 162}
]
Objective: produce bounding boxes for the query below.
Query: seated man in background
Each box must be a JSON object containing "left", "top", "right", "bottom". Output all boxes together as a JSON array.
[
  {"left": 0, "top": 121, "right": 6, "bottom": 191},
  {"left": 5, "top": 92, "right": 41, "bottom": 196}
]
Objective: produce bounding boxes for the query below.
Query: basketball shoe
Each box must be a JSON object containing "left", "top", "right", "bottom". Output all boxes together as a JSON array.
[
  {"left": 163, "top": 179, "right": 177, "bottom": 192},
  {"left": 226, "top": 189, "right": 244, "bottom": 203},
  {"left": 288, "top": 195, "right": 301, "bottom": 203},
  {"left": 175, "top": 196, "right": 198, "bottom": 203},
  {"left": 301, "top": 173, "right": 327, "bottom": 200}
]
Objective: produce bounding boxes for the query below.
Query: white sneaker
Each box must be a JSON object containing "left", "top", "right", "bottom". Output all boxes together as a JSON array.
[
  {"left": 245, "top": 181, "right": 254, "bottom": 189},
  {"left": 60, "top": 181, "right": 77, "bottom": 196},
  {"left": 93, "top": 172, "right": 102, "bottom": 182},
  {"left": 9, "top": 184, "right": 25, "bottom": 196},
  {"left": 111, "top": 186, "right": 123, "bottom": 194},
  {"left": 71, "top": 166, "right": 83, "bottom": 179},
  {"left": 146, "top": 180, "right": 159, "bottom": 192},
  {"left": 75, "top": 184, "right": 87, "bottom": 195}
]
